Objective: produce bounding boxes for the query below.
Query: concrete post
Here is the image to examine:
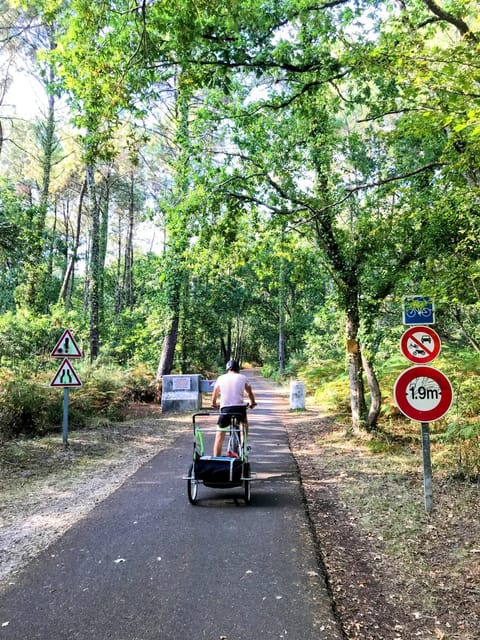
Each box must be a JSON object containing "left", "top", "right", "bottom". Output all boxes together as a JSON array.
[
  {"left": 290, "top": 381, "right": 305, "bottom": 410},
  {"left": 161, "top": 374, "right": 202, "bottom": 412}
]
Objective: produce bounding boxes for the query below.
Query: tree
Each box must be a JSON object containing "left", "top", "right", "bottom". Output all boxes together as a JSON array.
[
  {"left": 167, "top": 0, "right": 479, "bottom": 429},
  {"left": 1, "top": 2, "right": 65, "bottom": 310}
]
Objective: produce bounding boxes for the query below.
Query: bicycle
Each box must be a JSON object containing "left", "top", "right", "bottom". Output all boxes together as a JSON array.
[{"left": 185, "top": 406, "right": 254, "bottom": 505}]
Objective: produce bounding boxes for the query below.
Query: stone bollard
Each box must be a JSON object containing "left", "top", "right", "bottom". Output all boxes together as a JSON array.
[
  {"left": 161, "top": 374, "right": 202, "bottom": 412},
  {"left": 290, "top": 380, "right": 305, "bottom": 410}
]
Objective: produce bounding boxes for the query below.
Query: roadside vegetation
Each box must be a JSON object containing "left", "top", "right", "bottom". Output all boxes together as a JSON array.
[
  {"left": 1, "top": 3, "right": 478, "bottom": 636},
  {"left": 286, "top": 410, "right": 479, "bottom": 640},
  {"left": 0, "top": 1, "right": 478, "bottom": 500}
]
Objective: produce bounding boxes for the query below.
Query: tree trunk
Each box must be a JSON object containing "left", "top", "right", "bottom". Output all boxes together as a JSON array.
[
  {"left": 227, "top": 320, "right": 233, "bottom": 362},
  {"left": 114, "top": 208, "right": 123, "bottom": 315},
  {"left": 220, "top": 336, "right": 229, "bottom": 363},
  {"left": 453, "top": 307, "right": 480, "bottom": 352},
  {"left": 362, "top": 352, "right": 382, "bottom": 430},
  {"left": 278, "top": 251, "right": 286, "bottom": 374},
  {"left": 98, "top": 170, "right": 110, "bottom": 330},
  {"left": 86, "top": 163, "right": 100, "bottom": 361},
  {"left": 123, "top": 170, "right": 135, "bottom": 311},
  {"left": 24, "top": 57, "right": 56, "bottom": 311},
  {"left": 157, "top": 313, "right": 179, "bottom": 378},
  {"left": 40, "top": 65, "right": 56, "bottom": 206},
  {"left": 59, "top": 179, "right": 86, "bottom": 306},
  {"left": 346, "top": 302, "right": 366, "bottom": 433},
  {"left": 47, "top": 198, "right": 57, "bottom": 282}
]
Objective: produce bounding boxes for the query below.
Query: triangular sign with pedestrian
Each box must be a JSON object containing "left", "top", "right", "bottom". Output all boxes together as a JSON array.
[{"left": 51, "top": 329, "right": 83, "bottom": 358}]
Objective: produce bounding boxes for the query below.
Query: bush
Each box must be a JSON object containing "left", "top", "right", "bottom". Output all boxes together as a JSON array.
[
  {"left": 121, "top": 364, "right": 158, "bottom": 402},
  {"left": 0, "top": 307, "right": 87, "bottom": 374},
  {"left": 260, "top": 363, "right": 284, "bottom": 381},
  {"left": 0, "top": 375, "right": 61, "bottom": 439},
  {"left": 0, "top": 363, "right": 155, "bottom": 441},
  {"left": 68, "top": 366, "right": 130, "bottom": 423},
  {"left": 441, "top": 419, "right": 480, "bottom": 480},
  {"left": 313, "top": 376, "right": 351, "bottom": 413}
]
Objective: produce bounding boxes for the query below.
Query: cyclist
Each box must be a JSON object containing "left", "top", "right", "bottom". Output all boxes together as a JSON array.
[{"left": 211, "top": 359, "right": 256, "bottom": 456}]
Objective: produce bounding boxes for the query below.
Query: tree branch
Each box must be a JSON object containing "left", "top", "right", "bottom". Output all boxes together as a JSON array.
[
  {"left": 420, "top": 0, "right": 476, "bottom": 40},
  {"left": 219, "top": 159, "right": 447, "bottom": 238},
  {"left": 346, "top": 161, "right": 444, "bottom": 194}
]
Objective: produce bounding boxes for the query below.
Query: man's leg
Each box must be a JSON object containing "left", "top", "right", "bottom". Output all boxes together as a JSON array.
[
  {"left": 213, "top": 430, "right": 226, "bottom": 456},
  {"left": 240, "top": 406, "right": 248, "bottom": 445}
]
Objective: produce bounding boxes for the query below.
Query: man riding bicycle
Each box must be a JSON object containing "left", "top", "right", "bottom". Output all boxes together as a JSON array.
[{"left": 211, "top": 359, "right": 256, "bottom": 457}]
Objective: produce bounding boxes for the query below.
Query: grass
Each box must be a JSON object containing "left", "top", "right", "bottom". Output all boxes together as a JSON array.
[{"left": 287, "top": 404, "right": 479, "bottom": 638}]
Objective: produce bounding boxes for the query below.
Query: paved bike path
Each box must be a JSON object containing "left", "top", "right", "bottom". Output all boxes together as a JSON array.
[{"left": 0, "top": 372, "right": 343, "bottom": 640}]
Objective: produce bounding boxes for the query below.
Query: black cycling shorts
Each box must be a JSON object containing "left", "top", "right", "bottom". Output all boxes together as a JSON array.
[{"left": 218, "top": 405, "right": 247, "bottom": 429}]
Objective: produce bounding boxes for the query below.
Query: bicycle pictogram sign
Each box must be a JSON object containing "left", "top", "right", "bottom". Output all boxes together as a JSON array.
[{"left": 403, "top": 296, "right": 435, "bottom": 325}]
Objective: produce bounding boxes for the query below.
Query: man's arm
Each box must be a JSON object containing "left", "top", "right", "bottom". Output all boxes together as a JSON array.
[
  {"left": 211, "top": 385, "right": 220, "bottom": 408},
  {"left": 245, "top": 382, "right": 256, "bottom": 408}
]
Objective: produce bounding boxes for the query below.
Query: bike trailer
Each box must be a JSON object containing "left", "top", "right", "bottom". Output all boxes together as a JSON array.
[
  {"left": 185, "top": 411, "right": 253, "bottom": 504},
  {"left": 193, "top": 455, "right": 243, "bottom": 487}
]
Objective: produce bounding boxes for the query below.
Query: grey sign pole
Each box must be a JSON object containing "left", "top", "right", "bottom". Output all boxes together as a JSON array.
[
  {"left": 63, "top": 387, "right": 70, "bottom": 445},
  {"left": 421, "top": 422, "right": 433, "bottom": 513}
]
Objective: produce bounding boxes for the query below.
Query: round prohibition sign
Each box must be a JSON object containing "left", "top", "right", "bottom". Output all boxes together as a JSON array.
[
  {"left": 394, "top": 365, "right": 453, "bottom": 422},
  {"left": 400, "top": 326, "right": 441, "bottom": 364}
]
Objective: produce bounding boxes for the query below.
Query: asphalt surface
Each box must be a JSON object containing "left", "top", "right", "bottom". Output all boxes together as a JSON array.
[{"left": 0, "top": 372, "right": 343, "bottom": 640}]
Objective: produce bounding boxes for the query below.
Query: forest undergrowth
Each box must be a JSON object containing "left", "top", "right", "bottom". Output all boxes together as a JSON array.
[
  {"left": 285, "top": 412, "right": 479, "bottom": 640},
  {"left": 0, "top": 404, "right": 478, "bottom": 640}
]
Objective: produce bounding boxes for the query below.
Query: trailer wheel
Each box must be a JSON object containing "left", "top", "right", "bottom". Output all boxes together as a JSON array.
[
  {"left": 243, "top": 462, "right": 251, "bottom": 505},
  {"left": 187, "top": 464, "right": 199, "bottom": 504}
]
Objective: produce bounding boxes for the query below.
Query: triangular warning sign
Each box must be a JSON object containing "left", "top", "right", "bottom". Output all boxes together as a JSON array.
[
  {"left": 50, "top": 358, "right": 82, "bottom": 387},
  {"left": 51, "top": 329, "right": 83, "bottom": 358}
]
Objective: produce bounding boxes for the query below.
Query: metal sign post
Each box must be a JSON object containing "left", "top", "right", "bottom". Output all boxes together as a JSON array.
[
  {"left": 394, "top": 367, "right": 450, "bottom": 513},
  {"left": 421, "top": 422, "right": 433, "bottom": 513},
  {"left": 395, "top": 300, "right": 453, "bottom": 512},
  {"left": 50, "top": 330, "right": 83, "bottom": 445},
  {"left": 63, "top": 388, "right": 70, "bottom": 445}
]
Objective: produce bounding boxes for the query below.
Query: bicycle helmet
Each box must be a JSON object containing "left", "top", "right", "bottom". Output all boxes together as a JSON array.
[{"left": 226, "top": 359, "right": 240, "bottom": 372}]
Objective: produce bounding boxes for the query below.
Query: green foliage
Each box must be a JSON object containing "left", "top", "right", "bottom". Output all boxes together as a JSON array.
[
  {"left": 68, "top": 366, "right": 129, "bottom": 424},
  {"left": 0, "top": 361, "right": 159, "bottom": 440},
  {"left": 438, "top": 350, "right": 480, "bottom": 479},
  {"left": 313, "top": 376, "right": 351, "bottom": 414},
  {"left": 291, "top": 358, "right": 351, "bottom": 413},
  {"left": 0, "top": 179, "right": 35, "bottom": 311},
  {"left": 121, "top": 364, "right": 158, "bottom": 402},
  {"left": 2, "top": 0, "right": 480, "bottom": 468},
  {"left": 0, "top": 373, "right": 60, "bottom": 439},
  {"left": 441, "top": 419, "right": 480, "bottom": 481},
  {"left": 0, "top": 307, "right": 87, "bottom": 372},
  {"left": 304, "top": 302, "right": 345, "bottom": 362},
  {"left": 0, "top": 310, "right": 57, "bottom": 370}
]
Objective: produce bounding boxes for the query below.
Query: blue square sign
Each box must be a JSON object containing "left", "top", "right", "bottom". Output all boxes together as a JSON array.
[{"left": 403, "top": 296, "right": 435, "bottom": 325}]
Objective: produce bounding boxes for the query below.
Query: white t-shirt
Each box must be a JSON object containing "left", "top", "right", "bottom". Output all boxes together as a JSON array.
[{"left": 214, "top": 372, "right": 249, "bottom": 407}]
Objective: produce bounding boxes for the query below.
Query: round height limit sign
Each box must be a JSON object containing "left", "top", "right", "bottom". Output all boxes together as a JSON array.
[{"left": 394, "top": 365, "right": 453, "bottom": 422}]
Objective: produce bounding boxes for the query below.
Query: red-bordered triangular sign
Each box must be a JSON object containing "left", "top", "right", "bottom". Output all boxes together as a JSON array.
[
  {"left": 50, "top": 358, "right": 82, "bottom": 387},
  {"left": 51, "top": 329, "right": 83, "bottom": 358}
]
